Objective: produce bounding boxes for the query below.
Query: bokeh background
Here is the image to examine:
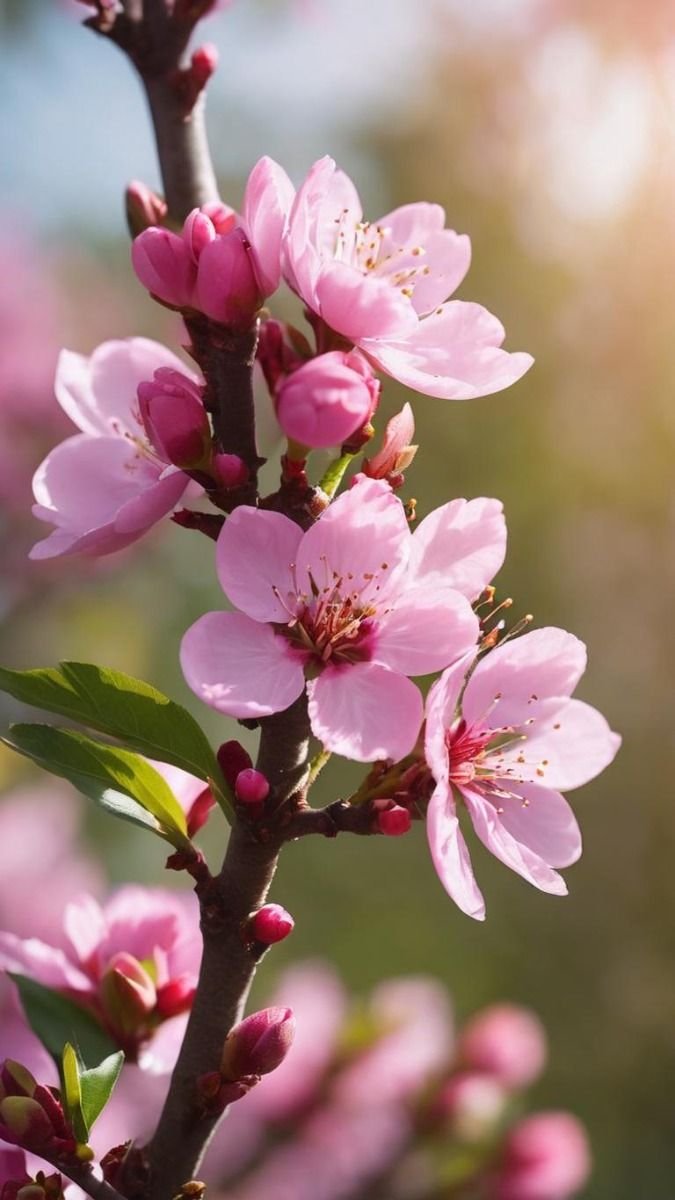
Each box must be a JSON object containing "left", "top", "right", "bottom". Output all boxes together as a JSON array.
[{"left": 1, "top": 1, "right": 674, "bottom": 1194}]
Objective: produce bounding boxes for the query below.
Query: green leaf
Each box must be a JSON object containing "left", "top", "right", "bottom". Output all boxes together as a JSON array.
[
  {"left": 0, "top": 662, "right": 232, "bottom": 819},
  {"left": 3, "top": 724, "right": 191, "bottom": 847},
  {"left": 10, "top": 975, "right": 117, "bottom": 1068},
  {"left": 62, "top": 1043, "right": 88, "bottom": 1143},
  {"left": 79, "top": 1051, "right": 124, "bottom": 1134}
]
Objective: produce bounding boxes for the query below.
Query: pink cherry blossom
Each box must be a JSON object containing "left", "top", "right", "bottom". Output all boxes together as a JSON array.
[
  {"left": 493, "top": 1112, "right": 591, "bottom": 1200},
  {"left": 424, "top": 627, "right": 621, "bottom": 920},
  {"left": 281, "top": 156, "right": 533, "bottom": 400},
  {"left": 0, "top": 886, "right": 200, "bottom": 1068},
  {"left": 30, "top": 338, "right": 197, "bottom": 560},
  {"left": 457, "top": 1003, "right": 547, "bottom": 1090},
  {"left": 181, "top": 478, "right": 507, "bottom": 762}
]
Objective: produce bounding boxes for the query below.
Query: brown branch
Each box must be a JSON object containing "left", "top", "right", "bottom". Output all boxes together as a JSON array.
[{"left": 42, "top": 1160, "right": 125, "bottom": 1200}]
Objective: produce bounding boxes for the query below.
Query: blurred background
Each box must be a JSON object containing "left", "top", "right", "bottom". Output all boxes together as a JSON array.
[{"left": 1, "top": 0, "right": 674, "bottom": 1194}]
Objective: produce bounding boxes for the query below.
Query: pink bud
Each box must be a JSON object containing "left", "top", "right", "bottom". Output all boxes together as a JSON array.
[
  {"left": 257, "top": 319, "right": 306, "bottom": 392},
  {"left": 374, "top": 802, "right": 412, "bottom": 837},
  {"left": 213, "top": 453, "right": 249, "bottom": 489},
  {"left": 183, "top": 209, "right": 217, "bottom": 263},
  {"left": 275, "top": 351, "right": 378, "bottom": 450},
  {"left": 131, "top": 227, "right": 197, "bottom": 309},
  {"left": 201, "top": 200, "right": 237, "bottom": 236},
  {"left": 138, "top": 367, "right": 210, "bottom": 468},
  {"left": 186, "top": 785, "right": 216, "bottom": 837},
  {"left": 434, "top": 1071, "right": 506, "bottom": 1143},
  {"left": 235, "top": 768, "right": 270, "bottom": 806},
  {"left": 458, "top": 1004, "right": 548, "bottom": 1091},
  {"left": 363, "top": 402, "right": 417, "bottom": 487},
  {"left": 221, "top": 1007, "right": 295, "bottom": 1081},
  {"left": 494, "top": 1112, "right": 591, "bottom": 1200},
  {"left": 99, "top": 952, "right": 157, "bottom": 1036},
  {"left": 217, "top": 740, "right": 253, "bottom": 788},
  {"left": 125, "top": 181, "right": 168, "bottom": 237},
  {"left": 247, "top": 904, "right": 295, "bottom": 945},
  {"left": 190, "top": 43, "right": 219, "bottom": 89},
  {"left": 155, "top": 974, "right": 197, "bottom": 1019},
  {"left": 196, "top": 228, "right": 262, "bottom": 327}
]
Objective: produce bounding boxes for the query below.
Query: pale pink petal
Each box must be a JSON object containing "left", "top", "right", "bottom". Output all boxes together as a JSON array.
[
  {"left": 283, "top": 156, "right": 343, "bottom": 301},
  {"left": 114, "top": 469, "right": 189, "bottom": 534},
  {"left": 375, "top": 204, "right": 471, "bottom": 314},
  {"left": 138, "top": 1013, "right": 189, "bottom": 1074},
  {"left": 374, "top": 587, "right": 478, "bottom": 676},
  {"left": 426, "top": 786, "right": 485, "bottom": 920},
  {"left": 360, "top": 301, "right": 533, "bottom": 400},
  {"left": 462, "top": 787, "right": 568, "bottom": 896},
  {"left": 243, "top": 156, "right": 295, "bottom": 296},
  {"left": 314, "top": 263, "right": 418, "bottom": 341},
  {"left": 490, "top": 781, "right": 582, "bottom": 868},
  {"left": 295, "top": 476, "right": 410, "bottom": 606},
  {"left": 180, "top": 611, "right": 306, "bottom": 719},
  {"left": 0, "top": 932, "right": 91, "bottom": 992},
  {"left": 74, "top": 339, "right": 192, "bottom": 438},
  {"left": 54, "top": 349, "right": 103, "bottom": 435},
  {"left": 406, "top": 231, "right": 472, "bottom": 315},
  {"left": 424, "top": 661, "right": 469, "bottom": 783},
  {"left": 307, "top": 663, "right": 422, "bottom": 762},
  {"left": 500, "top": 697, "right": 621, "bottom": 791},
  {"left": 462, "top": 628, "right": 587, "bottom": 731},
  {"left": 376, "top": 202, "right": 446, "bottom": 245},
  {"left": 63, "top": 895, "right": 106, "bottom": 967},
  {"left": 216, "top": 507, "right": 303, "bottom": 622},
  {"left": 409, "top": 497, "right": 507, "bottom": 599},
  {"left": 151, "top": 763, "right": 205, "bottom": 815}
]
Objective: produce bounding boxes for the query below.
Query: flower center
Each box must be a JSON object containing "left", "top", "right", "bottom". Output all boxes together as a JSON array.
[
  {"left": 332, "top": 210, "right": 431, "bottom": 300},
  {"left": 286, "top": 584, "right": 376, "bottom": 666}
]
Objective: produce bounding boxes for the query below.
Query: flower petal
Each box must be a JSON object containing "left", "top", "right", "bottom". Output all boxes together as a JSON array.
[
  {"left": 315, "top": 262, "right": 418, "bottom": 342},
  {"left": 375, "top": 586, "right": 478, "bottom": 676},
  {"left": 462, "top": 627, "right": 587, "bottom": 732},
  {"left": 409, "top": 497, "right": 506, "bottom": 599},
  {"left": 426, "top": 786, "right": 485, "bottom": 920},
  {"left": 307, "top": 663, "right": 422, "bottom": 762},
  {"left": 500, "top": 697, "right": 621, "bottom": 791},
  {"left": 243, "top": 156, "right": 295, "bottom": 297},
  {"left": 360, "top": 301, "right": 533, "bottom": 400},
  {"left": 114, "top": 469, "right": 189, "bottom": 534},
  {"left": 217, "top": 506, "right": 304, "bottom": 622},
  {"left": 424, "top": 655, "right": 473, "bottom": 780},
  {"left": 462, "top": 786, "right": 568, "bottom": 896},
  {"left": 490, "top": 780, "right": 582, "bottom": 868},
  {"left": 180, "top": 611, "right": 305, "bottom": 719}
]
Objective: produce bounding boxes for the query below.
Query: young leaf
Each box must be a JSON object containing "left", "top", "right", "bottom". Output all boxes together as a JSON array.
[
  {"left": 80, "top": 1051, "right": 124, "bottom": 1134},
  {"left": 10, "top": 975, "right": 117, "bottom": 1067},
  {"left": 61, "top": 1043, "right": 88, "bottom": 1144},
  {"left": 3, "top": 724, "right": 191, "bottom": 847},
  {"left": 0, "top": 662, "right": 233, "bottom": 819}
]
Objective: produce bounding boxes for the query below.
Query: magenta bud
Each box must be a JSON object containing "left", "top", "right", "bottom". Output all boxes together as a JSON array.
[
  {"left": 125, "top": 181, "right": 168, "bottom": 237},
  {"left": 458, "top": 1004, "right": 548, "bottom": 1091},
  {"left": 374, "top": 802, "right": 412, "bottom": 837},
  {"left": 276, "top": 351, "right": 379, "bottom": 450},
  {"left": 213, "top": 453, "right": 249, "bottom": 489},
  {"left": 138, "top": 367, "right": 210, "bottom": 468},
  {"left": 131, "top": 227, "right": 197, "bottom": 309},
  {"left": 494, "top": 1112, "right": 591, "bottom": 1200},
  {"left": 183, "top": 209, "right": 217, "bottom": 263},
  {"left": 221, "top": 1007, "right": 295, "bottom": 1081},
  {"left": 186, "top": 785, "right": 216, "bottom": 837},
  {"left": 217, "top": 740, "right": 253, "bottom": 789},
  {"left": 99, "top": 953, "right": 157, "bottom": 1036},
  {"left": 155, "top": 974, "right": 196, "bottom": 1019},
  {"left": 247, "top": 904, "right": 294, "bottom": 946},
  {"left": 235, "top": 768, "right": 270, "bottom": 806},
  {"left": 196, "top": 228, "right": 262, "bottom": 328},
  {"left": 190, "top": 43, "right": 219, "bottom": 89}
]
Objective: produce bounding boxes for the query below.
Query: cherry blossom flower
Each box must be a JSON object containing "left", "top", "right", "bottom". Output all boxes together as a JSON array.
[
  {"left": 281, "top": 156, "right": 533, "bottom": 400},
  {"left": 424, "top": 627, "right": 621, "bottom": 920},
  {"left": 181, "top": 478, "right": 507, "bottom": 762},
  {"left": 30, "top": 339, "right": 198, "bottom": 560},
  {"left": 0, "top": 887, "right": 200, "bottom": 1068}
]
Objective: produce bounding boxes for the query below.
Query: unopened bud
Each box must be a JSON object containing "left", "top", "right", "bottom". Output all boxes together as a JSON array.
[
  {"left": 434, "top": 1072, "right": 507, "bottom": 1143},
  {"left": 0, "top": 1098, "right": 52, "bottom": 1148},
  {"left": 276, "top": 351, "right": 379, "bottom": 450},
  {"left": 217, "top": 741, "right": 253, "bottom": 789},
  {"left": 138, "top": 368, "right": 210, "bottom": 469},
  {"left": 186, "top": 786, "right": 216, "bottom": 837},
  {"left": 458, "top": 1004, "right": 547, "bottom": 1091},
  {"left": 363, "top": 402, "right": 417, "bottom": 489},
  {"left": 213, "top": 453, "right": 249, "bottom": 489},
  {"left": 190, "top": 43, "right": 218, "bottom": 89},
  {"left": 257, "top": 319, "right": 306, "bottom": 392},
  {"left": 196, "top": 229, "right": 262, "bottom": 328},
  {"left": 235, "top": 768, "right": 270, "bottom": 809},
  {"left": 99, "top": 953, "right": 157, "bottom": 1036},
  {"left": 221, "top": 1007, "right": 295, "bottom": 1081},
  {"left": 156, "top": 975, "right": 196, "bottom": 1019},
  {"left": 246, "top": 904, "right": 294, "bottom": 946},
  {"left": 131, "top": 227, "right": 197, "bottom": 310},
  {"left": 494, "top": 1112, "right": 591, "bottom": 1200},
  {"left": 125, "top": 181, "right": 168, "bottom": 238},
  {"left": 373, "top": 801, "right": 412, "bottom": 837},
  {"left": 200, "top": 201, "right": 237, "bottom": 236}
]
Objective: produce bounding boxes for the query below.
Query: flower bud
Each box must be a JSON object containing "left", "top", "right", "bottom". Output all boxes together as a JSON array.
[
  {"left": 190, "top": 43, "right": 219, "bottom": 90},
  {"left": 183, "top": 210, "right": 217, "bottom": 263},
  {"left": 494, "top": 1112, "right": 591, "bottom": 1200},
  {"left": 138, "top": 368, "right": 210, "bottom": 469},
  {"left": 186, "top": 785, "right": 216, "bottom": 837},
  {"left": 217, "top": 740, "right": 253, "bottom": 788},
  {"left": 132, "top": 227, "right": 197, "bottom": 310},
  {"left": 374, "top": 801, "right": 412, "bottom": 837},
  {"left": 458, "top": 1004, "right": 547, "bottom": 1091},
  {"left": 247, "top": 904, "right": 294, "bottom": 946},
  {"left": 201, "top": 201, "right": 237, "bottom": 236},
  {"left": 196, "top": 229, "right": 262, "bottom": 328},
  {"left": 257, "top": 319, "right": 306, "bottom": 393},
  {"left": 235, "top": 768, "right": 270, "bottom": 806},
  {"left": 125, "top": 181, "right": 168, "bottom": 237},
  {"left": 434, "top": 1071, "right": 506, "bottom": 1143},
  {"left": 213, "top": 453, "right": 249, "bottom": 489},
  {"left": 156, "top": 974, "right": 196, "bottom": 1019},
  {"left": 99, "top": 952, "right": 157, "bottom": 1036},
  {"left": 362, "top": 402, "right": 417, "bottom": 488},
  {"left": 275, "top": 351, "right": 378, "bottom": 450},
  {"left": 220, "top": 1007, "right": 295, "bottom": 1081},
  {"left": 0, "top": 1098, "right": 53, "bottom": 1149}
]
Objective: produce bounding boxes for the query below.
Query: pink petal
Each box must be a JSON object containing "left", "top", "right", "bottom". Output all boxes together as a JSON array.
[
  {"left": 374, "top": 586, "right": 478, "bottom": 676},
  {"left": 295, "top": 476, "right": 410, "bottom": 607},
  {"left": 490, "top": 781, "right": 582, "bottom": 868},
  {"left": 375, "top": 205, "right": 471, "bottom": 314},
  {"left": 217, "top": 506, "right": 303, "bottom": 622},
  {"left": 424, "top": 662, "right": 469, "bottom": 783},
  {"left": 180, "top": 611, "right": 306, "bottom": 719},
  {"left": 376, "top": 202, "right": 447, "bottom": 244},
  {"left": 58, "top": 339, "right": 192, "bottom": 438},
  {"left": 63, "top": 895, "right": 106, "bottom": 966},
  {"left": 426, "top": 786, "right": 485, "bottom": 920},
  {"left": 54, "top": 349, "right": 102, "bottom": 436},
  {"left": 114, "top": 468, "right": 189, "bottom": 534},
  {"left": 243, "top": 156, "right": 295, "bottom": 296},
  {"left": 409, "top": 497, "right": 507, "bottom": 599},
  {"left": 315, "top": 262, "right": 418, "bottom": 341},
  {"left": 0, "top": 932, "right": 91, "bottom": 992},
  {"left": 462, "top": 786, "right": 568, "bottom": 896},
  {"left": 360, "top": 301, "right": 533, "bottom": 400},
  {"left": 462, "top": 627, "right": 587, "bottom": 732},
  {"left": 283, "top": 156, "right": 352, "bottom": 302},
  {"left": 307, "top": 663, "right": 422, "bottom": 762},
  {"left": 500, "top": 697, "right": 621, "bottom": 791}
]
